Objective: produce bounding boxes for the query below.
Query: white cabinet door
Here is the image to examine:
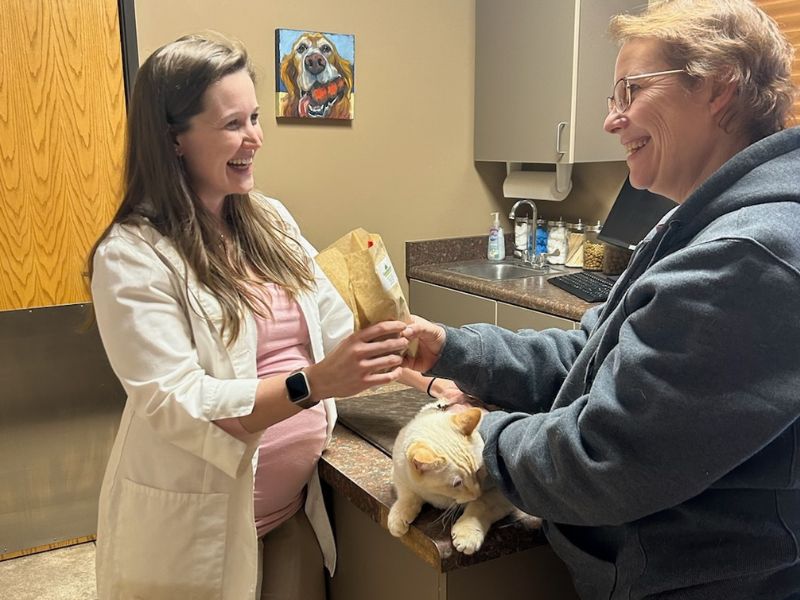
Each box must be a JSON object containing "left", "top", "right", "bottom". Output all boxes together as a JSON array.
[
  {"left": 474, "top": 0, "right": 634, "bottom": 164},
  {"left": 410, "top": 280, "right": 495, "bottom": 327},
  {"left": 571, "top": 0, "right": 638, "bottom": 162},
  {"left": 409, "top": 280, "right": 578, "bottom": 332},
  {"left": 496, "top": 301, "right": 577, "bottom": 332},
  {"left": 474, "top": 0, "right": 574, "bottom": 163}
]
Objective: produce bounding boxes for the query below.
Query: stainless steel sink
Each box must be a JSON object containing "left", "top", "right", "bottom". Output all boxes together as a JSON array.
[{"left": 443, "top": 260, "right": 547, "bottom": 281}]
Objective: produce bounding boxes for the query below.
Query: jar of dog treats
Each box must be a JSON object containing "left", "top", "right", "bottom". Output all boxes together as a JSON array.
[
  {"left": 602, "top": 244, "right": 634, "bottom": 275},
  {"left": 583, "top": 221, "right": 604, "bottom": 271}
]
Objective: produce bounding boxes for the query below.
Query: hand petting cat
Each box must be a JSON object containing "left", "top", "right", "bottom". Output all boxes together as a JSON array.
[
  {"left": 398, "top": 362, "right": 484, "bottom": 412},
  {"left": 429, "top": 380, "right": 489, "bottom": 414},
  {"left": 391, "top": 322, "right": 531, "bottom": 554},
  {"left": 430, "top": 379, "right": 473, "bottom": 403}
]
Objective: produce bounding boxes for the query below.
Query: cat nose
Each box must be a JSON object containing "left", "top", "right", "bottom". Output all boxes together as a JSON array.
[{"left": 461, "top": 489, "right": 480, "bottom": 502}]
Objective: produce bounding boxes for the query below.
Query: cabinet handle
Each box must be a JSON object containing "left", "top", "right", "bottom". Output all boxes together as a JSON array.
[{"left": 555, "top": 121, "right": 568, "bottom": 157}]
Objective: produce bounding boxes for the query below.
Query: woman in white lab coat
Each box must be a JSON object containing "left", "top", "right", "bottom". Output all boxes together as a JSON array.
[{"left": 87, "top": 33, "right": 409, "bottom": 600}]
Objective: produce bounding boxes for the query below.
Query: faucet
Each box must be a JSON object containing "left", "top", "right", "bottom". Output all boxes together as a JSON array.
[{"left": 508, "top": 199, "right": 537, "bottom": 263}]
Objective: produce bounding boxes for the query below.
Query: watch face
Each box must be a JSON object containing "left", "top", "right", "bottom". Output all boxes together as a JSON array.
[{"left": 286, "top": 371, "right": 310, "bottom": 402}]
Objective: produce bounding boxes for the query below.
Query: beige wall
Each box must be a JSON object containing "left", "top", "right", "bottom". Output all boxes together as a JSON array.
[
  {"left": 537, "top": 161, "right": 629, "bottom": 225},
  {"left": 134, "top": 0, "right": 626, "bottom": 291}
]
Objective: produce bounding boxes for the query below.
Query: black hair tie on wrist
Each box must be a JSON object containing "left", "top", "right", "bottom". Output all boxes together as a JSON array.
[{"left": 426, "top": 377, "right": 438, "bottom": 398}]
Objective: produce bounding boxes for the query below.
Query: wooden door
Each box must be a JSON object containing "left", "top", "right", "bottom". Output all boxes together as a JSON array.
[
  {"left": 0, "top": 0, "right": 126, "bottom": 310},
  {"left": 757, "top": 0, "right": 800, "bottom": 125}
]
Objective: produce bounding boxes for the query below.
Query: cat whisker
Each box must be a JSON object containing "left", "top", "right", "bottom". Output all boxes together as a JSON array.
[
  {"left": 432, "top": 506, "right": 452, "bottom": 527},
  {"left": 433, "top": 503, "right": 463, "bottom": 533}
]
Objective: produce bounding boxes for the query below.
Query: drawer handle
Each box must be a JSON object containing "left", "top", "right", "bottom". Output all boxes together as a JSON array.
[{"left": 555, "top": 121, "right": 568, "bottom": 157}]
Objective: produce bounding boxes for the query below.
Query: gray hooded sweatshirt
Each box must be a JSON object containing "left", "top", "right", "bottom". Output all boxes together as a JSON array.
[{"left": 431, "top": 127, "right": 800, "bottom": 599}]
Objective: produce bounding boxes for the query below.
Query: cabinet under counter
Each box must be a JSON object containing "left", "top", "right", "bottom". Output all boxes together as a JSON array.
[{"left": 408, "top": 275, "right": 591, "bottom": 331}]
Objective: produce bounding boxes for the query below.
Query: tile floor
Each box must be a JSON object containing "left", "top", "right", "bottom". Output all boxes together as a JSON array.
[{"left": 0, "top": 542, "right": 96, "bottom": 599}]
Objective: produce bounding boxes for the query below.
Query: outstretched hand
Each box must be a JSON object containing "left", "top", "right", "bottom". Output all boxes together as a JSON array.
[
  {"left": 401, "top": 315, "right": 447, "bottom": 374},
  {"left": 429, "top": 379, "right": 489, "bottom": 414},
  {"left": 307, "top": 320, "right": 409, "bottom": 400},
  {"left": 431, "top": 379, "right": 474, "bottom": 404}
]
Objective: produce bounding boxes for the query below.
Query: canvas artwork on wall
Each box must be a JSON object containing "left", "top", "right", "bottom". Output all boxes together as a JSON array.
[{"left": 275, "top": 28, "right": 355, "bottom": 120}]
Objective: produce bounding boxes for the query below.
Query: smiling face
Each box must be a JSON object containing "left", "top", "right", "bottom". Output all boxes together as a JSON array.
[
  {"left": 603, "top": 38, "right": 726, "bottom": 203},
  {"left": 175, "top": 69, "right": 263, "bottom": 216}
]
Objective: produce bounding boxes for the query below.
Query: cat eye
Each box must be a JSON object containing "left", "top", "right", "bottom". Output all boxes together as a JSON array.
[{"left": 452, "top": 478, "right": 463, "bottom": 488}]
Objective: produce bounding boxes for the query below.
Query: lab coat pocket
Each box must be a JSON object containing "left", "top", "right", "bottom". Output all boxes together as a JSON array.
[{"left": 110, "top": 478, "right": 229, "bottom": 600}]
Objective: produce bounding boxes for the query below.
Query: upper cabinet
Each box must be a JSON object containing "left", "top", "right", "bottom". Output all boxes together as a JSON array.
[{"left": 474, "top": 0, "right": 638, "bottom": 164}]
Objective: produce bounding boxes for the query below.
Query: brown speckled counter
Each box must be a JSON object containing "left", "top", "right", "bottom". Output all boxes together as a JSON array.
[
  {"left": 319, "top": 386, "right": 544, "bottom": 573},
  {"left": 406, "top": 236, "right": 599, "bottom": 322}
]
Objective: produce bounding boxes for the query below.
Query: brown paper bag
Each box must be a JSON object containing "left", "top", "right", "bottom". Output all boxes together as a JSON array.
[{"left": 316, "top": 228, "right": 416, "bottom": 355}]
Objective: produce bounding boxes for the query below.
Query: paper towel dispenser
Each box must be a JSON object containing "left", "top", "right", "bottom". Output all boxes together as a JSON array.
[{"left": 503, "top": 162, "right": 573, "bottom": 202}]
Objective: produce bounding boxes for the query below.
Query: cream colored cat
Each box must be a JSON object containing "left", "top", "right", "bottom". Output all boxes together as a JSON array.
[{"left": 388, "top": 401, "right": 525, "bottom": 555}]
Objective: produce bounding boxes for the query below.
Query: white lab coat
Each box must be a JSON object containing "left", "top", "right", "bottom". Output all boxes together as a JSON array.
[{"left": 91, "top": 196, "right": 353, "bottom": 600}]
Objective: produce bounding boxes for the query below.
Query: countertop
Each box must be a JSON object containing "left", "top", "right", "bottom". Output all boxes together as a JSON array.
[
  {"left": 319, "top": 385, "right": 545, "bottom": 573},
  {"left": 405, "top": 235, "right": 599, "bottom": 322}
]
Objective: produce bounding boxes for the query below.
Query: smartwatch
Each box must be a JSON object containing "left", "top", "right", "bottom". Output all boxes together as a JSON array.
[{"left": 285, "top": 369, "right": 318, "bottom": 409}]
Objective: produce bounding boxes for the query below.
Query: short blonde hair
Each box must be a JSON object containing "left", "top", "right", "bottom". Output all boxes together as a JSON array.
[{"left": 609, "top": 0, "right": 796, "bottom": 142}]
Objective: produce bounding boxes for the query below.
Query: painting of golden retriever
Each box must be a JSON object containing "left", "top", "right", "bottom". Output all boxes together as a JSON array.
[{"left": 275, "top": 29, "right": 354, "bottom": 120}]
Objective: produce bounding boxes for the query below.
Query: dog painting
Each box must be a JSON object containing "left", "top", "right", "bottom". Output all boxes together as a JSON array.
[{"left": 275, "top": 29, "right": 355, "bottom": 120}]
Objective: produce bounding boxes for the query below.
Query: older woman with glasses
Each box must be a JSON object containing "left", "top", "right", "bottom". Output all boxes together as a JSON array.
[{"left": 403, "top": 1, "right": 800, "bottom": 598}]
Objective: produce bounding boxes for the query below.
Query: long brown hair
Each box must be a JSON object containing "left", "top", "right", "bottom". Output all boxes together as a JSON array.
[{"left": 87, "top": 32, "right": 314, "bottom": 343}]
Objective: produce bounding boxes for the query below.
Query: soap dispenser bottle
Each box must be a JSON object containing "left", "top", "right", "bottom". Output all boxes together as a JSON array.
[{"left": 487, "top": 212, "right": 505, "bottom": 261}]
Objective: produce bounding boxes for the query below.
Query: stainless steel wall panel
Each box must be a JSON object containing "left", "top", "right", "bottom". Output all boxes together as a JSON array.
[{"left": 0, "top": 304, "right": 124, "bottom": 556}]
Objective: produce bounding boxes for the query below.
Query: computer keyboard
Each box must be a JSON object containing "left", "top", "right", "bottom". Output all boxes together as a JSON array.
[{"left": 547, "top": 271, "right": 615, "bottom": 303}]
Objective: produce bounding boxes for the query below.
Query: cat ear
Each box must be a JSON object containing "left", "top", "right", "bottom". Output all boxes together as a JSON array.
[
  {"left": 407, "top": 441, "right": 444, "bottom": 473},
  {"left": 451, "top": 408, "right": 482, "bottom": 436}
]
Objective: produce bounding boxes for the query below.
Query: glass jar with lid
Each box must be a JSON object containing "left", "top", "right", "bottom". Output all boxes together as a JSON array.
[
  {"left": 546, "top": 218, "right": 568, "bottom": 265},
  {"left": 534, "top": 218, "right": 548, "bottom": 256},
  {"left": 603, "top": 245, "right": 633, "bottom": 275},
  {"left": 583, "top": 221, "right": 604, "bottom": 271},
  {"left": 565, "top": 219, "right": 585, "bottom": 267},
  {"left": 513, "top": 217, "right": 529, "bottom": 260}
]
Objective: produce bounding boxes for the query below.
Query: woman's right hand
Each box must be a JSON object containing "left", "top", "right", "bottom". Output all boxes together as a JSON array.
[{"left": 306, "top": 320, "right": 410, "bottom": 400}]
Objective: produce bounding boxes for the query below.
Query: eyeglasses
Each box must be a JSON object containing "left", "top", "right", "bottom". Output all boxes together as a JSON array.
[{"left": 606, "top": 69, "right": 685, "bottom": 114}]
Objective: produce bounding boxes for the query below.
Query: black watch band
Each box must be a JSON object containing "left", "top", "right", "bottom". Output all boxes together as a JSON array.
[{"left": 285, "top": 369, "right": 318, "bottom": 409}]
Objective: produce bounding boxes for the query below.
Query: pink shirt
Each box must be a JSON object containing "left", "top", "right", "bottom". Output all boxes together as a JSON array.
[{"left": 215, "top": 283, "right": 328, "bottom": 537}]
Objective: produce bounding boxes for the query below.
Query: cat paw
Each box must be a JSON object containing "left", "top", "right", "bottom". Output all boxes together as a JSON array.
[
  {"left": 387, "top": 507, "right": 411, "bottom": 537},
  {"left": 451, "top": 521, "right": 485, "bottom": 555}
]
